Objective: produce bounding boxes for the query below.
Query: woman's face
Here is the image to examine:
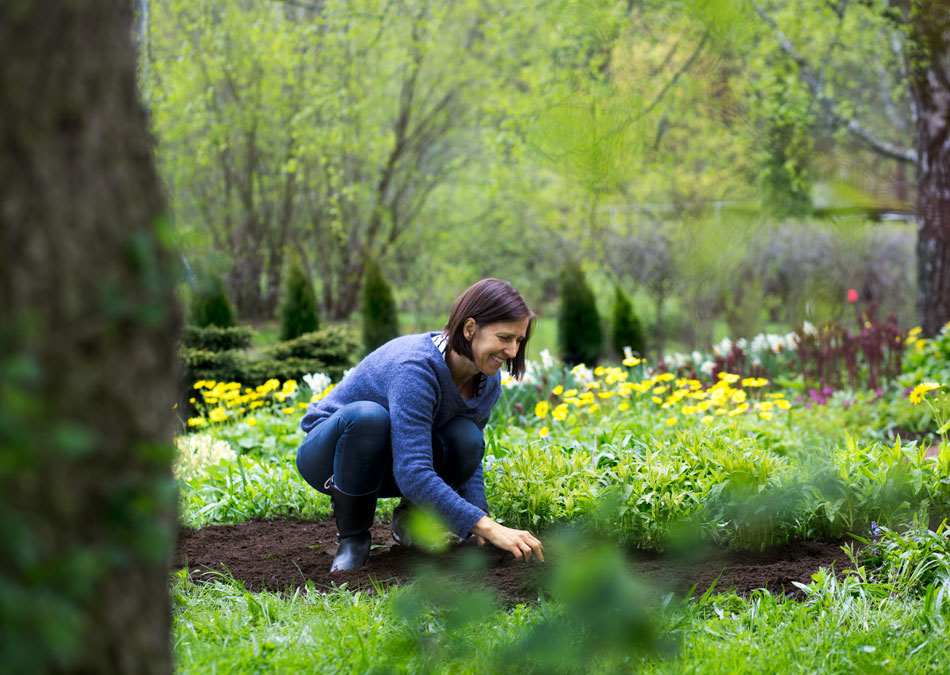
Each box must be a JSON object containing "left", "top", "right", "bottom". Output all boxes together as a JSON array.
[{"left": 464, "top": 317, "right": 531, "bottom": 376}]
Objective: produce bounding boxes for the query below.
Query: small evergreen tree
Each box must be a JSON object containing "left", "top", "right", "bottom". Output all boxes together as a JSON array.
[
  {"left": 279, "top": 258, "right": 319, "bottom": 341},
  {"left": 189, "top": 274, "right": 235, "bottom": 328},
  {"left": 610, "top": 285, "right": 645, "bottom": 358},
  {"left": 361, "top": 257, "right": 400, "bottom": 353},
  {"left": 557, "top": 262, "right": 603, "bottom": 366}
]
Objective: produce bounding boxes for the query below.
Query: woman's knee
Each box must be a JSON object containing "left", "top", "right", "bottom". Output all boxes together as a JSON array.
[
  {"left": 433, "top": 417, "right": 484, "bottom": 484},
  {"left": 337, "top": 401, "right": 390, "bottom": 437}
]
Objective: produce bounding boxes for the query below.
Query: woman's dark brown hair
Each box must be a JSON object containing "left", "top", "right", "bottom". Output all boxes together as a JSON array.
[{"left": 443, "top": 279, "right": 536, "bottom": 379}]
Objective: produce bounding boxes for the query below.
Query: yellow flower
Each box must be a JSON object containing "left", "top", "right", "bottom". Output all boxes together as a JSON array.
[
  {"left": 909, "top": 382, "right": 941, "bottom": 405},
  {"left": 538, "top": 426, "right": 550, "bottom": 438},
  {"left": 657, "top": 373, "right": 676, "bottom": 382},
  {"left": 588, "top": 404, "right": 599, "bottom": 414},
  {"left": 665, "top": 416, "right": 677, "bottom": 426},
  {"left": 701, "top": 416, "right": 713, "bottom": 425},
  {"left": 731, "top": 390, "right": 747, "bottom": 404},
  {"left": 618, "top": 402, "right": 630, "bottom": 412},
  {"left": 622, "top": 356, "right": 641, "bottom": 367},
  {"left": 187, "top": 417, "right": 206, "bottom": 427},
  {"left": 598, "top": 391, "right": 614, "bottom": 399},
  {"left": 552, "top": 404, "right": 569, "bottom": 421},
  {"left": 651, "top": 396, "right": 663, "bottom": 405},
  {"left": 564, "top": 389, "right": 578, "bottom": 397},
  {"left": 535, "top": 401, "right": 550, "bottom": 418},
  {"left": 208, "top": 407, "right": 227, "bottom": 423},
  {"left": 758, "top": 411, "right": 773, "bottom": 420},
  {"left": 718, "top": 372, "right": 740, "bottom": 384},
  {"left": 909, "top": 326, "right": 923, "bottom": 336},
  {"left": 282, "top": 406, "right": 296, "bottom": 414},
  {"left": 298, "top": 402, "right": 309, "bottom": 409},
  {"left": 246, "top": 418, "right": 257, "bottom": 427},
  {"left": 775, "top": 399, "right": 791, "bottom": 410},
  {"left": 552, "top": 384, "right": 564, "bottom": 396}
]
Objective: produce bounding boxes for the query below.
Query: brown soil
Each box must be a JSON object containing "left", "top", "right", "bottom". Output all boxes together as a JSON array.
[{"left": 174, "top": 518, "right": 856, "bottom": 604}]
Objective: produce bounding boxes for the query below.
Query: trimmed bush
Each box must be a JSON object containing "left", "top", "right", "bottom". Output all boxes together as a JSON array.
[
  {"left": 558, "top": 262, "right": 603, "bottom": 366},
  {"left": 178, "top": 348, "right": 246, "bottom": 386},
  {"left": 265, "top": 324, "right": 359, "bottom": 366},
  {"left": 189, "top": 274, "right": 235, "bottom": 328},
  {"left": 179, "top": 325, "right": 254, "bottom": 352},
  {"left": 610, "top": 286, "right": 645, "bottom": 358},
  {"left": 361, "top": 258, "right": 400, "bottom": 354},
  {"left": 279, "top": 258, "right": 319, "bottom": 341}
]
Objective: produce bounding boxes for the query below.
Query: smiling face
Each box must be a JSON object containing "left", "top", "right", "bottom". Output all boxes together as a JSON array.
[{"left": 463, "top": 316, "right": 531, "bottom": 376}]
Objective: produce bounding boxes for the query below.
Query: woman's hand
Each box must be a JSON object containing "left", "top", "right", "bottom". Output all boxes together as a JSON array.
[{"left": 471, "top": 516, "right": 544, "bottom": 562}]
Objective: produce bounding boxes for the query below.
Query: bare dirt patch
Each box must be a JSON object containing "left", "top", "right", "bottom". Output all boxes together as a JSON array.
[{"left": 174, "top": 518, "right": 856, "bottom": 604}]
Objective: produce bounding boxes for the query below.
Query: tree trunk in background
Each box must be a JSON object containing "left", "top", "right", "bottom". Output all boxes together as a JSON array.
[
  {"left": 907, "top": 0, "right": 950, "bottom": 336},
  {"left": 0, "top": 2, "right": 178, "bottom": 673}
]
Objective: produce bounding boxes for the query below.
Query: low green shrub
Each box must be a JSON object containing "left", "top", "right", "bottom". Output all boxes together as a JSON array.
[
  {"left": 264, "top": 325, "right": 359, "bottom": 369},
  {"left": 610, "top": 285, "right": 645, "bottom": 358},
  {"left": 180, "top": 325, "right": 255, "bottom": 352},
  {"left": 179, "top": 348, "right": 246, "bottom": 385}
]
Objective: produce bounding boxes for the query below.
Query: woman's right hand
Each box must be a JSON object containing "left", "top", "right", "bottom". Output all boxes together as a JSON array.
[{"left": 471, "top": 515, "right": 544, "bottom": 562}]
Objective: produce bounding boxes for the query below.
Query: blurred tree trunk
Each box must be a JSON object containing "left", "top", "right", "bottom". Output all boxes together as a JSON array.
[
  {"left": 903, "top": 0, "right": 950, "bottom": 336},
  {"left": 0, "top": 1, "right": 178, "bottom": 673}
]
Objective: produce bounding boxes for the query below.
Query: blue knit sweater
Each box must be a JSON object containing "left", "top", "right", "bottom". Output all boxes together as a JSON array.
[{"left": 300, "top": 332, "right": 500, "bottom": 539}]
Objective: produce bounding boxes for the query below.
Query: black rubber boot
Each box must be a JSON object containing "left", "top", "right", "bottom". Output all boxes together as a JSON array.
[
  {"left": 391, "top": 498, "right": 414, "bottom": 547},
  {"left": 326, "top": 477, "right": 378, "bottom": 572}
]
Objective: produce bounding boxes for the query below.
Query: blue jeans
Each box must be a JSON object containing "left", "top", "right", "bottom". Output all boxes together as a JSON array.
[{"left": 296, "top": 401, "right": 483, "bottom": 497}]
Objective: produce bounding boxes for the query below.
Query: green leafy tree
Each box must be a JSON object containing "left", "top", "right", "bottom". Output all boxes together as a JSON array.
[
  {"left": 609, "top": 286, "right": 645, "bottom": 358},
  {"left": 189, "top": 273, "right": 235, "bottom": 328},
  {"left": 361, "top": 258, "right": 400, "bottom": 354},
  {"left": 558, "top": 262, "right": 603, "bottom": 366},
  {"left": 279, "top": 258, "right": 320, "bottom": 341}
]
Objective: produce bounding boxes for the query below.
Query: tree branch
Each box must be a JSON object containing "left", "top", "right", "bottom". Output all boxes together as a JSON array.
[{"left": 752, "top": 1, "right": 916, "bottom": 163}]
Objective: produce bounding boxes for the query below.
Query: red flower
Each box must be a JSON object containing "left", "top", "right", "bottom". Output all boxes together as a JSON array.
[{"left": 847, "top": 288, "right": 858, "bottom": 303}]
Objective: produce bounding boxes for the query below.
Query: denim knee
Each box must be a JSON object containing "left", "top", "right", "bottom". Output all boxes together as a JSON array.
[{"left": 433, "top": 416, "right": 484, "bottom": 487}]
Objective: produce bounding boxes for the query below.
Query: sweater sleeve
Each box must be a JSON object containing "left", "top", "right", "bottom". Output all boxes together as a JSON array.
[
  {"left": 456, "top": 462, "right": 489, "bottom": 515},
  {"left": 387, "top": 361, "right": 486, "bottom": 539}
]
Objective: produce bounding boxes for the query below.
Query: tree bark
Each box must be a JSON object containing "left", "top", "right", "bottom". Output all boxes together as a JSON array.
[
  {"left": 906, "top": 0, "right": 950, "bottom": 336},
  {"left": 0, "top": 2, "right": 178, "bottom": 673}
]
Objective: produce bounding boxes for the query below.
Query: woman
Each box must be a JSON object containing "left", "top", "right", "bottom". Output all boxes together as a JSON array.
[{"left": 296, "top": 278, "right": 545, "bottom": 572}]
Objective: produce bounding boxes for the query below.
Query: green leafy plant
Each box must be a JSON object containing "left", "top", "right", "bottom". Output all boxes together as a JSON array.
[{"left": 609, "top": 285, "right": 645, "bottom": 358}]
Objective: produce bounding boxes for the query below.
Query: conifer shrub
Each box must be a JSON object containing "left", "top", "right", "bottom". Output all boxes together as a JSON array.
[
  {"left": 263, "top": 325, "right": 360, "bottom": 382},
  {"left": 610, "top": 286, "right": 645, "bottom": 357},
  {"left": 360, "top": 258, "right": 400, "bottom": 354},
  {"left": 279, "top": 258, "right": 320, "bottom": 341},
  {"left": 558, "top": 262, "right": 603, "bottom": 366},
  {"left": 189, "top": 274, "right": 235, "bottom": 328},
  {"left": 179, "top": 325, "right": 255, "bottom": 352}
]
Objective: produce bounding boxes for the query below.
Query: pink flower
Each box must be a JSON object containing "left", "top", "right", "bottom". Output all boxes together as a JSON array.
[{"left": 847, "top": 288, "right": 858, "bottom": 303}]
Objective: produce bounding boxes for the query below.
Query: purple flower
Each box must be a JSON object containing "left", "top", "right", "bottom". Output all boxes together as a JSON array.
[{"left": 514, "top": 402, "right": 523, "bottom": 413}]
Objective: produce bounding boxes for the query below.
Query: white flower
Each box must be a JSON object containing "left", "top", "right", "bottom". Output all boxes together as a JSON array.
[
  {"left": 174, "top": 434, "right": 236, "bottom": 480},
  {"left": 766, "top": 334, "right": 784, "bottom": 354},
  {"left": 570, "top": 363, "right": 594, "bottom": 386},
  {"left": 623, "top": 346, "right": 634, "bottom": 360},
  {"left": 303, "top": 372, "right": 332, "bottom": 395},
  {"left": 691, "top": 351, "right": 704, "bottom": 366},
  {"left": 802, "top": 321, "right": 817, "bottom": 337},
  {"left": 714, "top": 337, "right": 732, "bottom": 357},
  {"left": 736, "top": 337, "right": 748, "bottom": 351},
  {"left": 750, "top": 333, "right": 768, "bottom": 355},
  {"left": 539, "top": 349, "right": 555, "bottom": 371},
  {"left": 700, "top": 360, "right": 715, "bottom": 376},
  {"left": 784, "top": 331, "right": 799, "bottom": 348}
]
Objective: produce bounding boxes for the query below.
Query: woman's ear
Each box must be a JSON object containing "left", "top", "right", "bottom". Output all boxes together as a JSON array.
[{"left": 463, "top": 317, "right": 477, "bottom": 341}]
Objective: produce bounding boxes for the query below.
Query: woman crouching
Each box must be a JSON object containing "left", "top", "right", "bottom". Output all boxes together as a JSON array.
[{"left": 295, "top": 278, "right": 545, "bottom": 572}]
